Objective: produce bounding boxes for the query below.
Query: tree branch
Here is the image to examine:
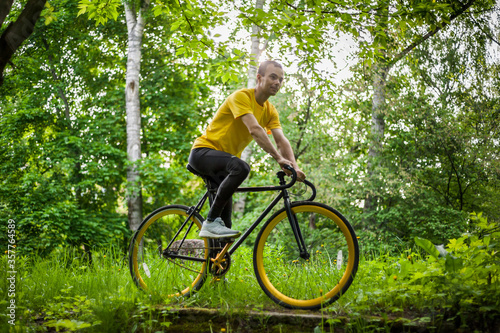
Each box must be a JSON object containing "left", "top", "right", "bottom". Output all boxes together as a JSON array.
[
  {"left": 390, "top": 0, "right": 476, "bottom": 66},
  {"left": 137, "top": 0, "right": 151, "bottom": 35},
  {"left": 469, "top": 13, "right": 500, "bottom": 46},
  {"left": 0, "top": 0, "right": 46, "bottom": 85},
  {"left": 0, "top": 0, "right": 14, "bottom": 27},
  {"left": 124, "top": 1, "right": 137, "bottom": 35},
  {"left": 177, "top": 0, "right": 233, "bottom": 61}
]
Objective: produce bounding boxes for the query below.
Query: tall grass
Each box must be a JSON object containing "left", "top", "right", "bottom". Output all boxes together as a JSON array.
[
  {"left": 1, "top": 248, "right": 141, "bottom": 332},
  {"left": 0, "top": 242, "right": 498, "bottom": 332},
  {"left": 0, "top": 246, "right": 278, "bottom": 332}
]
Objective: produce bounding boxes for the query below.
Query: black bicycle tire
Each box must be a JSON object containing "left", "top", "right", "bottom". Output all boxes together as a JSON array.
[
  {"left": 253, "top": 201, "right": 359, "bottom": 310},
  {"left": 128, "top": 204, "right": 209, "bottom": 297}
]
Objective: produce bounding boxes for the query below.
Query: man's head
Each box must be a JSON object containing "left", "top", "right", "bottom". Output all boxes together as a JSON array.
[
  {"left": 257, "top": 60, "right": 283, "bottom": 76},
  {"left": 256, "top": 60, "right": 284, "bottom": 97}
]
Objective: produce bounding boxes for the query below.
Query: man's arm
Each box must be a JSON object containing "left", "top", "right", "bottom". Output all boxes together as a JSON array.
[
  {"left": 271, "top": 128, "right": 306, "bottom": 181},
  {"left": 240, "top": 113, "right": 292, "bottom": 169},
  {"left": 240, "top": 113, "right": 305, "bottom": 180}
]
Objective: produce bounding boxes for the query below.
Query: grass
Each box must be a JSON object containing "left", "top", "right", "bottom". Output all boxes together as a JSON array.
[{"left": 0, "top": 242, "right": 498, "bottom": 332}]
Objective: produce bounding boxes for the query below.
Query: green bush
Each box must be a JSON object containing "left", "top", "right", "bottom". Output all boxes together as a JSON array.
[{"left": 413, "top": 213, "right": 499, "bottom": 324}]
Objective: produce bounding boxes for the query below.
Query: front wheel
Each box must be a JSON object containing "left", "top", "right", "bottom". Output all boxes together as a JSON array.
[
  {"left": 128, "top": 205, "right": 209, "bottom": 298},
  {"left": 253, "top": 202, "right": 359, "bottom": 310}
]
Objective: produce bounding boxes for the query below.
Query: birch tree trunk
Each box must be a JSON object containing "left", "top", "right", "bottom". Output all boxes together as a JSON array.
[
  {"left": 361, "top": 0, "right": 389, "bottom": 227},
  {"left": 246, "top": 1, "right": 263, "bottom": 90},
  {"left": 363, "top": 63, "right": 388, "bottom": 225},
  {"left": 124, "top": 0, "right": 150, "bottom": 232},
  {"left": 233, "top": 0, "right": 266, "bottom": 214}
]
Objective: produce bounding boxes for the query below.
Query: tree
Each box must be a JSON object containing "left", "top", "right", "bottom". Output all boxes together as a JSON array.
[
  {"left": 392, "top": 25, "right": 500, "bottom": 221},
  {"left": 233, "top": 0, "right": 268, "bottom": 215},
  {"left": 0, "top": 0, "right": 130, "bottom": 255},
  {"left": 337, "top": 14, "right": 500, "bottom": 244},
  {"left": 0, "top": 0, "right": 47, "bottom": 85},
  {"left": 361, "top": 0, "right": 486, "bottom": 224},
  {"left": 123, "top": 0, "right": 151, "bottom": 232}
]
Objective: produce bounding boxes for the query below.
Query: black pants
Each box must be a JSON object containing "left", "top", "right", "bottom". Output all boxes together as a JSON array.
[{"left": 188, "top": 148, "right": 250, "bottom": 228}]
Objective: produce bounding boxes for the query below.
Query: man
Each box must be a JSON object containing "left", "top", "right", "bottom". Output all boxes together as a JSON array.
[{"left": 189, "top": 60, "right": 306, "bottom": 238}]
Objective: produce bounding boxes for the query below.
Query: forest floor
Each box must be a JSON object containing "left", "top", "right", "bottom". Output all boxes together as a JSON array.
[
  {"left": 138, "top": 306, "right": 458, "bottom": 333},
  {"left": 27, "top": 304, "right": 496, "bottom": 333}
]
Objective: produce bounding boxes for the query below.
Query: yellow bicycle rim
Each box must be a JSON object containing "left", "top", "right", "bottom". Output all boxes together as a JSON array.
[
  {"left": 255, "top": 204, "right": 357, "bottom": 308},
  {"left": 131, "top": 208, "right": 208, "bottom": 297}
]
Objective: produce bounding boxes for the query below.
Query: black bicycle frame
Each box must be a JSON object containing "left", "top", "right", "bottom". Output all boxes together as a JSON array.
[{"left": 165, "top": 167, "right": 316, "bottom": 261}]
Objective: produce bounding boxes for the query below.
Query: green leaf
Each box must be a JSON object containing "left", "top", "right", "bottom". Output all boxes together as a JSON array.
[
  {"left": 153, "top": 5, "right": 165, "bottom": 17},
  {"left": 170, "top": 20, "right": 181, "bottom": 31},
  {"left": 444, "top": 255, "right": 463, "bottom": 272},
  {"left": 77, "top": 7, "right": 87, "bottom": 16},
  {"left": 111, "top": 8, "right": 119, "bottom": 20},
  {"left": 415, "top": 237, "right": 440, "bottom": 259},
  {"left": 341, "top": 13, "right": 352, "bottom": 23}
]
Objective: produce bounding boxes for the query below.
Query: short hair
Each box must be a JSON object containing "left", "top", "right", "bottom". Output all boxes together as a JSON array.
[{"left": 257, "top": 60, "right": 283, "bottom": 76}]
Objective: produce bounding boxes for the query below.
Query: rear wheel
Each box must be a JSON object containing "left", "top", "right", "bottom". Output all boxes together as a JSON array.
[
  {"left": 128, "top": 205, "right": 209, "bottom": 297},
  {"left": 253, "top": 202, "right": 359, "bottom": 310}
]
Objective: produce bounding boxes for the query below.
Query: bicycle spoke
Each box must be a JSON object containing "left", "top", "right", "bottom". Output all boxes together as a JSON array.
[
  {"left": 254, "top": 202, "right": 359, "bottom": 310},
  {"left": 129, "top": 205, "right": 209, "bottom": 297}
]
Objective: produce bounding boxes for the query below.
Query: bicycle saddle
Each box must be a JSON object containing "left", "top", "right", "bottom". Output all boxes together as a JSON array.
[
  {"left": 186, "top": 164, "right": 218, "bottom": 188},
  {"left": 186, "top": 164, "right": 203, "bottom": 177}
]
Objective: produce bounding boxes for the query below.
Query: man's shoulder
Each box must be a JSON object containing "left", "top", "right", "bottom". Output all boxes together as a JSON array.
[
  {"left": 225, "top": 89, "right": 255, "bottom": 113},
  {"left": 229, "top": 88, "right": 253, "bottom": 101}
]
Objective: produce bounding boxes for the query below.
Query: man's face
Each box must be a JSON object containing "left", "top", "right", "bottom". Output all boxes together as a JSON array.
[{"left": 258, "top": 65, "right": 284, "bottom": 96}]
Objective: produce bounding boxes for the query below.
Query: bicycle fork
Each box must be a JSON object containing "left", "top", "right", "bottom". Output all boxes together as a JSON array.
[
  {"left": 278, "top": 173, "right": 310, "bottom": 260},
  {"left": 284, "top": 197, "right": 310, "bottom": 260}
]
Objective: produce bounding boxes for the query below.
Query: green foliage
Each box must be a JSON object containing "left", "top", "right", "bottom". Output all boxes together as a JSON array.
[
  {"left": 43, "top": 292, "right": 98, "bottom": 332},
  {"left": 77, "top": 0, "right": 247, "bottom": 84},
  {"left": 1, "top": 215, "right": 498, "bottom": 331},
  {"left": 414, "top": 237, "right": 440, "bottom": 259},
  {"left": 77, "top": 0, "right": 121, "bottom": 26},
  {"left": 0, "top": 0, "right": 214, "bottom": 255},
  {"left": 331, "top": 216, "right": 497, "bottom": 331},
  {"left": 412, "top": 213, "right": 500, "bottom": 324}
]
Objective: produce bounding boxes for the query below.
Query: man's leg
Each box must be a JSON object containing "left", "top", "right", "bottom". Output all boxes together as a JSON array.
[
  {"left": 188, "top": 148, "right": 250, "bottom": 236},
  {"left": 220, "top": 198, "right": 233, "bottom": 229}
]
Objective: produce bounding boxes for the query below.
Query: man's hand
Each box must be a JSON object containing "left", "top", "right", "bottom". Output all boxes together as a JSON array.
[
  {"left": 295, "top": 168, "right": 306, "bottom": 182},
  {"left": 277, "top": 158, "right": 306, "bottom": 182},
  {"left": 277, "top": 157, "right": 294, "bottom": 175},
  {"left": 289, "top": 166, "right": 306, "bottom": 182}
]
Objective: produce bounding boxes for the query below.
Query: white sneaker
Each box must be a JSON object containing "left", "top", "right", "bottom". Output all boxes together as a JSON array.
[{"left": 199, "top": 217, "right": 241, "bottom": 238}]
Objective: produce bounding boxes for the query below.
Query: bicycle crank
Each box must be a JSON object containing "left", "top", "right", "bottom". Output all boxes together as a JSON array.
[
  {"left": 209, "top": 252, "right": 231, "bottom": 276},
  {"left": 209, "top": 239, "right": 233, "bottom": 277}
]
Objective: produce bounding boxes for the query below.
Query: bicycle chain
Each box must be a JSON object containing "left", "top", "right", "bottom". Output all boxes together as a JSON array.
[{"left": 163, "top": 244, "right": 231, "bottom": 276}]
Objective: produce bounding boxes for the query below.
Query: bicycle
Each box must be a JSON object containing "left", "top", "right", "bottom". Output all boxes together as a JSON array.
[{"left": 128, "top": 165, "right": 359, "bottom": 310}]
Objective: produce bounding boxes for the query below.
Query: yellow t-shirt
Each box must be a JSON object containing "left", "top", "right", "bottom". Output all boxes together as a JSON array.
[{"left": 192, "top": 88, "right": 282, "bottom": 158}]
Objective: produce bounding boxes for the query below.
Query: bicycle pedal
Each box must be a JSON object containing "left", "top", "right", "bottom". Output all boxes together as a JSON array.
[{"left": 220, "top": 237, "right": 235, "bottom": 243}]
